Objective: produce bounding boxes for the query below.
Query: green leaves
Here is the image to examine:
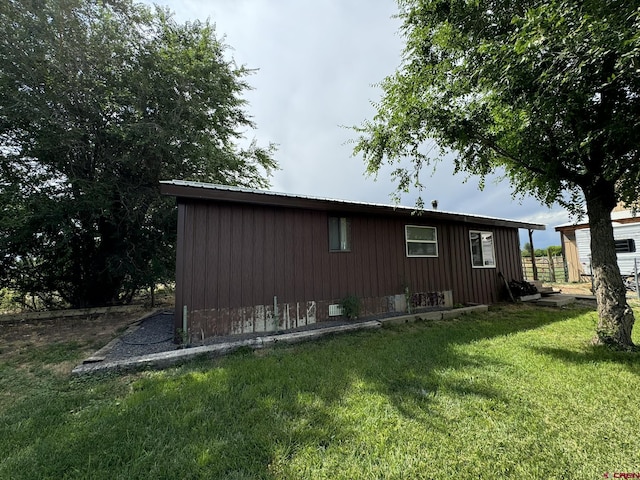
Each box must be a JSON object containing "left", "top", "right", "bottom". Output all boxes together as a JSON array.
[
  {"left": 0, "top": 0, "right": 277, "bottom": 307},
  {"left": 355, "top": 0, "right": 640, "bottom": 347},
  {"left": 355, "top": 0, "right": 640, "bottom": 210}
]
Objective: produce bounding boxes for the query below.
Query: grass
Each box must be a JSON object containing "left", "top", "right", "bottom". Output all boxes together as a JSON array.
[{"left": 1, "top": 304, "right": 640, "bottom": 479}]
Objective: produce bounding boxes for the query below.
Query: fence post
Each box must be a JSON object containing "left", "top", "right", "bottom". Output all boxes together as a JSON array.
[
  {"left": 528, "top": 229, "right": 538, "bottom": 281},
  {"left": 546, "top": 250, "right": 556, "bottom": 282},
  {"left": 635, "top": 258, "right": 639, "bottom": 300}
]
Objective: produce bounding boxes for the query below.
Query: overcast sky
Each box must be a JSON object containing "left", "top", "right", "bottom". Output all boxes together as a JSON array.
[{"left": 141, "top": 0, "right": 572, "bottom": 248}]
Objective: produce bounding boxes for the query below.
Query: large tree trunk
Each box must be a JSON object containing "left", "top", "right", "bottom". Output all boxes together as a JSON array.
[{"left": 584, "top": 182, "right": 635, "bottom": 349}]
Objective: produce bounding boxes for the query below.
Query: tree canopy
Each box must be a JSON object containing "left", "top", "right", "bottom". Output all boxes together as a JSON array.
[
  {"left": 521, "top": 245, "right": 563, "bottom": 257},
  {"left": 354, "top": 0, "right": 640, "bottom": 348},
  {"left": 0, "top": 0, "right": 277, "bottom": 308}
]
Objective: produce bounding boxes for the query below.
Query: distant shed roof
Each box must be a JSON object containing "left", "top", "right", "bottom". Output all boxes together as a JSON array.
[
  {"left": 555, "top": 209, "right": 640, "bottom": 232},
  {"left": 160, "top": 180, "right": 545, "bottom": 231}
]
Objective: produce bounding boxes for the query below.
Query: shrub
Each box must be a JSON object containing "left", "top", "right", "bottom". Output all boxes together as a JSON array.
[{"left": 339, "top": 295, "right": 361, "bottom": 320}]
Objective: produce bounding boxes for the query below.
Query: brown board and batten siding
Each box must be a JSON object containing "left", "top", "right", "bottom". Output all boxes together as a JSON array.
[{"left": 162, "top": 180, "right": 544, "bottom": 340}]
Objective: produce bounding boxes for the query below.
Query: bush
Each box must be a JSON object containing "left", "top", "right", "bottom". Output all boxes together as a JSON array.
[
  {"left": 0, "top": 288, "right": 21, "bottom": 314},
  {"left": 522, "top": 245, "right": 563, "bottom": 258},
  {"left": 339, "top": 295, "right": 361, "bottom": 320}
]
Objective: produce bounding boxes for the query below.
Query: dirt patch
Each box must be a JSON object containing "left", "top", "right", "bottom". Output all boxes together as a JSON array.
[
  {"left": 544, "top": 281, "right": 640, "bottom": 308},
  {"left": 0, "top": 310, "right": 153, "bottom": 364},
  {"left": 549, "top": 282, "right": 594, "bottom": 295}
]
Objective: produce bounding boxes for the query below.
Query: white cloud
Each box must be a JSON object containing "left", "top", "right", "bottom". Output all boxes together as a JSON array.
[{"left": 143, "top": 0, "right": 571, "bottom": 248}]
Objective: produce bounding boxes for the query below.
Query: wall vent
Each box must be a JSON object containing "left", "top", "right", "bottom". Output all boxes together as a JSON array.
[{"left": 328, "top": 304, "right": 343, "bottom": 317}]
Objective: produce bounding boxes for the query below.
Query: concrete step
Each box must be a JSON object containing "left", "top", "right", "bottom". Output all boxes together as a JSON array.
[
  {"left": 536, "top": 295, "right": 576, "bottom": 307},
  {"left": 519, "top": 294, "right": 541, "bottom": 302}
]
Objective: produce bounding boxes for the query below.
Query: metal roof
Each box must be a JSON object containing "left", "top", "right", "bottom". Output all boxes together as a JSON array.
[
  {"left": 555, "top": 209, "right": 640, "bottom": 231},
  {"left": 160, "top": 179, "right": 546, "bottom": 231}
]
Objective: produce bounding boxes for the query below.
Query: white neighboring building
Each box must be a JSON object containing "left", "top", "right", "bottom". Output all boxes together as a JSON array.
[{"left": 555, "top": 207, "right": 640, "bottom": 282}]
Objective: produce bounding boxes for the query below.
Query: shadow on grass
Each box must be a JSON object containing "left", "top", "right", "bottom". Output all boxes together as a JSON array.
[
  {"left": 1, "top": 304, "right": 595, "bottom": 479},
  {"left": 531, "top": 345, "right": 640, "bottom": 374}
]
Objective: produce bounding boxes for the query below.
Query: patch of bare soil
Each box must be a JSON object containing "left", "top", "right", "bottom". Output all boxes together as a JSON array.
[
  {"left": 0, "top": 310, "right": 151, "bottom": 363},
  {"left": 547, "top": 281, "right": 640, "bottom": 308},
  {"left": 549, "top": 282, "right": 594, "bottom": 295}
]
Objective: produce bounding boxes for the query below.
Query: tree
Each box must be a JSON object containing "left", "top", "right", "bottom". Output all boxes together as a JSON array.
[
  {"left": 547, "top": 246, "right": 563, "bottom": 257},
  {"left": 0, "top": 0, "right": 277, "bottom": 308},
  {"left": 354, "top": 0, "right": 640, "bottom": 349}
]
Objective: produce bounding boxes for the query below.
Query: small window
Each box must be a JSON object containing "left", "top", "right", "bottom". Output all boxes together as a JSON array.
[
  {"left": 405, "top": 225, "right": 438, "bottom": 257},
  {"left": 329, "top": 217, "right": 350, "bottom": 252},
  {"left": 470, "top": 231, "right": 496, "bottom": 268},
  {"left": 615, "top": 239, "right": 636, "bottom": 253}
]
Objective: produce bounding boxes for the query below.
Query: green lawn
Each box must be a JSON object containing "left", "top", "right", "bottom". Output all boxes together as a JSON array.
[{"left": 1, "top": 304, "right": 639, "bottom": 479}]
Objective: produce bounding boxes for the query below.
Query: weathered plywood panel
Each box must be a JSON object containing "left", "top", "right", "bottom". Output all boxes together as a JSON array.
[{"left": 562, "top": 231, "right": 583, "bottom": 282}]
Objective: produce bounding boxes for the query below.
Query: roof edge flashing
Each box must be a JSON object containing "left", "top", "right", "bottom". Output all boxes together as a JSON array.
[{"left": 160, "top": 180, "right": 545, "bottom": 231}]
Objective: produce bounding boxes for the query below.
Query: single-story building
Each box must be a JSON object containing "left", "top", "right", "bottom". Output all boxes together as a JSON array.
[
  {"left": 160, "top": 180, "right": 545, "bottom": 342},
  {"left": 555, "top": 205, "right": 640, "bottom": 282}
]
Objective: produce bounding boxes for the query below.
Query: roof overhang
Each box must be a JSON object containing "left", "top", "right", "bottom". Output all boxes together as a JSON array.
[
  {"left": 555, "top": 210, "right": 640, "bottom": 233},
  {"left": 160, "top": 180, "right": 546, "bottom": 231},
  {"left": 554, "top": 223, "right": 589, "bottom": 233}
]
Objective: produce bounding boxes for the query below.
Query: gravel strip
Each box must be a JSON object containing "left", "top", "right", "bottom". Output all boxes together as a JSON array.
[
  {"left": 96, "top": 307, "right": 449, "bottom": 364},
  {"left": 101, "top": 311, "right": 176, "bottom": 361}
]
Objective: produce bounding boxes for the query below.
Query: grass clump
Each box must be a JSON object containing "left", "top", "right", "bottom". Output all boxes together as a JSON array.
[{"left": 1, "top": 303, "right": 639, "bottom": 479}]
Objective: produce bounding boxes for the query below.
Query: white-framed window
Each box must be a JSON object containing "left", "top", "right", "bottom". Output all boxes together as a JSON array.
[
  {"left": 405, "top": 225, "right": 438, "bottom": 257},
  {"left": 329, "top": 217, "right": 351, "bottom": 252},
  {"left": 469, "top": 230, "right": 496, "bottom": 268}
]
